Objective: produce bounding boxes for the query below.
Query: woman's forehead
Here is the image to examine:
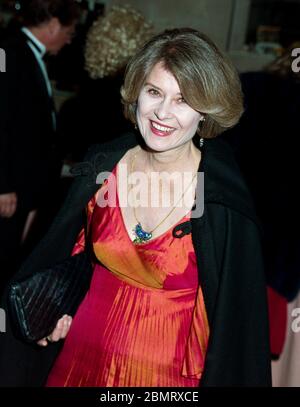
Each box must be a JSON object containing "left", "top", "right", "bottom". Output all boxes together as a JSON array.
[{"left": 144, "top": 62, "right": 181, "bottom": 93}]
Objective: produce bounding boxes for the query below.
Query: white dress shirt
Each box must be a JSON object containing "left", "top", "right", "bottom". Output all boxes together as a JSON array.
[{"left": 21, "top": 27, "right": 56, "bottom": 130}]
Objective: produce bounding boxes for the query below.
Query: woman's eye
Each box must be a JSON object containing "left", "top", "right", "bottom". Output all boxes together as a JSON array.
[
  {"left": 177, "top": 97, "right": 186, "bottom": 104},
  {"left": 147, "top": 88, "right": 160, "bottom": 96}
]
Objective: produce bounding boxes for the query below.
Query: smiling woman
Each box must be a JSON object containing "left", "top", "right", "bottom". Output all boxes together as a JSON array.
[
  {"left": 121, "top": 28, "right": 244, "bottom": 140},
  {"left": 136, "top": 62, "right": 204, "bottom": 152},
  {"left": 0, "top": 28, "right": 271, "bottom": 387}
]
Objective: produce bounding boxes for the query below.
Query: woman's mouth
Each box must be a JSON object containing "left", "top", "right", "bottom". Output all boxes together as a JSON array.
[{"left": 149, "top": 120, "right": 176, "bottom": 137}]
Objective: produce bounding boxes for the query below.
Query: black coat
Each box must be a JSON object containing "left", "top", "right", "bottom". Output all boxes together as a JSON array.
[
  {"left": 0, "top": 132, "right": 272, "bottom": 386},
  {"left": 0, "top": 30, "right": 61, "bottom": 211}
]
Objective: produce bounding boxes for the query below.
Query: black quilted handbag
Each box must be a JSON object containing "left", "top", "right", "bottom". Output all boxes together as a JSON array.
[{"left": 8, "top": 243, "right": 93, "bottom": 343}]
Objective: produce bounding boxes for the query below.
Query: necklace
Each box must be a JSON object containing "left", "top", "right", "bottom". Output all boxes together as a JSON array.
[{"left": 129, "top": 151, "right": 197, "bottom": 244}]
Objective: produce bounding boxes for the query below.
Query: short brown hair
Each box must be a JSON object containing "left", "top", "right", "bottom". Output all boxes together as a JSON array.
[
  {"left": 121, "top": 28, "right": 244, "bottom": 138},
  {"left": 20, "top": 0, "right": 80, "bottom": 27}
]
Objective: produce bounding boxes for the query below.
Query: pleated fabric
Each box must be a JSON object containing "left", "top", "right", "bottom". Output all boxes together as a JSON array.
[{"left": 46, "top": 165, "right": 209, "bottom": 387}]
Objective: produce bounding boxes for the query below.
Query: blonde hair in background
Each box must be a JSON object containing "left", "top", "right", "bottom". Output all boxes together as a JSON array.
[
  {"left": 122, "top": 28, "right": 244, "bottom": 139},
  {"left": 84, "top": 5, "right": 153, "bottom": 79}
]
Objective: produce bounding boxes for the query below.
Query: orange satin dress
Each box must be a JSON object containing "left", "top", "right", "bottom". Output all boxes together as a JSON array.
[{"left": 46, "top": 164, "right": 209, "bottom": 387}]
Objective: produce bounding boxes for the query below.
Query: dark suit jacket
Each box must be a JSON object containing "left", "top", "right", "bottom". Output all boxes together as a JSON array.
[
  {"left": 0, "top": 133, "right": 271, "bottom": 386},
  {"left": 0, "top": 30, "right": 61, "bottom": 211}
]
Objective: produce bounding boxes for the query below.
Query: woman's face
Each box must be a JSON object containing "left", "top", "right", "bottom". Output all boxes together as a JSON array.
[{"left": 136, "top": 62, "right": 204, "bottom": 153}]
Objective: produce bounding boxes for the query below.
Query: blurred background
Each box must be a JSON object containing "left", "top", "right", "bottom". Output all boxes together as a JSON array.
[{"left": 2, "top": 0, "right": 300, "bottom": 88}]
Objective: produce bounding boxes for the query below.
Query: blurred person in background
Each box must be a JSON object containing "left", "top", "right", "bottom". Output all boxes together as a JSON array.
[{"left": 0, "top": 0, "right": 80, "bottom": 292}]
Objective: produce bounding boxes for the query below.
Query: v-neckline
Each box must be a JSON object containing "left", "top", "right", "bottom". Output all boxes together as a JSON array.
[{"left": 115, "top": 161, "right": 191, "bottom": 247}]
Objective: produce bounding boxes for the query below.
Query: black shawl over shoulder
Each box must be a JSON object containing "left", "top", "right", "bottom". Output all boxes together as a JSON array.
[{"left": 0, "top": 132, "right": 272, "bottom": 387}]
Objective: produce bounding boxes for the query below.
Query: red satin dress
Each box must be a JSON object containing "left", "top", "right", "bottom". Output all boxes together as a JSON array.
[{"left": 46, "top": 164, "right": 209, "bottom": 387}]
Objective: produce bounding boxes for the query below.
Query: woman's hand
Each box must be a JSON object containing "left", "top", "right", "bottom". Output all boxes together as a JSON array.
[{"left": 37, "top": 315, "right": 72, "bottom": 347}]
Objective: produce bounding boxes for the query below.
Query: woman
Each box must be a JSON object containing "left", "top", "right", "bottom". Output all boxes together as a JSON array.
[{"left": 0, "top": 28, "right": 271, "bottom": 387}]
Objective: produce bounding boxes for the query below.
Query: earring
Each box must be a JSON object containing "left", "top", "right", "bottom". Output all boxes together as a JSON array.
[
  {"left": 199, "top": 137, "right": 204, "bottom": 148},
  {"left": 197, "top": 118, "right": 204, "bottom": 133}
]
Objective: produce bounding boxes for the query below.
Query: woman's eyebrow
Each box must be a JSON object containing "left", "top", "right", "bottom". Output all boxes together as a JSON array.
[{"left": 144, "top": 82, "right": 182, "bottom": 96}]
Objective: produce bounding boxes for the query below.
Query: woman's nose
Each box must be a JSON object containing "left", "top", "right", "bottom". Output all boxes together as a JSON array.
[{"left": 154, "top": 99, "right": 173, "bottom": 120}]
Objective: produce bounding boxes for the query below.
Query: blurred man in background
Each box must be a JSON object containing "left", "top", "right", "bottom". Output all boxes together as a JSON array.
[{"left": 0, "top": 0, "right": 80, "bottom": 291}]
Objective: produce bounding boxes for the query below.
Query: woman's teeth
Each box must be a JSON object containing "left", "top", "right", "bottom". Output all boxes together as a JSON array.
[{"left": 151, "top": 121, "right": 174, "bottom": 133}]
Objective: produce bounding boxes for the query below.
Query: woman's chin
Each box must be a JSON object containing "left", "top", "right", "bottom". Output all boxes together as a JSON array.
[{"left": 142, "top": 133, "right": 175, "bottom": 152}]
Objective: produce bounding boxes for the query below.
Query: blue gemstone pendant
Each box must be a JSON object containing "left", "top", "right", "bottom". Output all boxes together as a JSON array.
[{"left": 132, "top": 223, "right": 152, "bottom": 244}]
